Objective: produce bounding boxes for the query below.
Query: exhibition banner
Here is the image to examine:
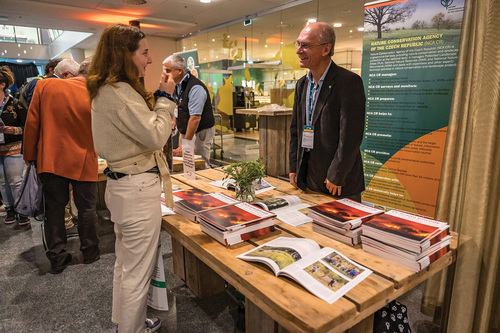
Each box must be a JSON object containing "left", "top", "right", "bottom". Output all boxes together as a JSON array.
[{"left": 360, "top": 0, "right": 465, "bottom": 217}]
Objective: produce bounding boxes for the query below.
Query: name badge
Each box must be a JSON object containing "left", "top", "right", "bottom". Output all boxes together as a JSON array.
[{"left": 302, "top": 125, "right": 314, "bottom": 149}]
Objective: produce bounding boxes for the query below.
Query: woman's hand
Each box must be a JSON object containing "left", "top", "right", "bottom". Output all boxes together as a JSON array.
[{"left": 159, "top": 72, "right": 175, "bottom": 95}]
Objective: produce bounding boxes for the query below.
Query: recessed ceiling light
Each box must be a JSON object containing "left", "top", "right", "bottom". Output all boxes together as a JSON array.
[
  {"left": 333, "top": 23, "right": 342, "bottom": 28},
  {"left": 200, "top": 0, "right": 211, "bottom": 3},
  {"left": 194, "top": 43, "right": 197, "bottom": 46},
  {"left": 307, "top": 19, "right": 317, "bottom": 23},
  {"left": 212, "top": 38, "right": 215, "bottom": 42},
  {"left": 265, "top": 45, "right": 268, "bottom": 48},
  {"left": 358, "top": 27, "right": 364, "bottom": 31}
]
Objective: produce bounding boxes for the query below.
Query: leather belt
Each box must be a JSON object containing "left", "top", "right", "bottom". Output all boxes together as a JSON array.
[{"left": 104, "top": 166, "right": 160, "bottom": 180}]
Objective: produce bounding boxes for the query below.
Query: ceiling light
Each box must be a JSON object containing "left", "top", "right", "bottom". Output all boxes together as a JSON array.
[
  {"left": 333, "top": 23, "right": 342, "bottom": 28},
  {"left": 350, "top": 30, "right": 353, "bottom": 33},
  {"left": 17, "top": 59, "right": 22, "bottom": 63},
  {"left": 212, "top": 38, "right": 215, "bottom": 42},
  {"left": 200, "top": 0, "right": 211, "bottom": 3},
  {"left": 358, "top": 27, "right": 364, "bottom": 31},
  {"left": 265, "top": 45, "right": 268, "bottom": 48},
  {"left": 122, "top": 0, "right": 147, "bottom": 4},
  {"left": 194, "top": 43, "right": 197, "bottom": 46},
  {"left": 307, "top": 19, "right": 317, "bottom": 23}
]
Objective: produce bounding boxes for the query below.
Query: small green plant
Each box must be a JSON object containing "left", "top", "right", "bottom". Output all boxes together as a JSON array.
[{"left": 223, "top": 159, "right": 266, "bottom": 202}]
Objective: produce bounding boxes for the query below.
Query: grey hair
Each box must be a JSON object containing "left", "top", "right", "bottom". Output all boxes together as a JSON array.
[
  {"left": 316, "top": 22, "right": 336, "bottom": 56},
  {"left": 78, "top": 58, "right": 92, "bottom": 76},
  {"left": 162, "top": 54, "right": 188, "bottom": 74},
  {"left": 54, "top": 59, "right": 80, "bottom": 77}
]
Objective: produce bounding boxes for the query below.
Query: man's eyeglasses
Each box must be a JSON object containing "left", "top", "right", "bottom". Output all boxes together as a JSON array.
[{"left": 294, "top": 41, "right": 328, "bottom": 49}]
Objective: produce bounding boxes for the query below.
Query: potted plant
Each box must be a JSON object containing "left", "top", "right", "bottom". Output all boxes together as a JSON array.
[{"left": 223, "top": 159, "right": 266, "bottom": 202}]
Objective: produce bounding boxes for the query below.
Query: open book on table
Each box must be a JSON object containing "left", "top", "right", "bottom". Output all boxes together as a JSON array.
[
  {"left": 253, "top": 195, "right": 312, "bottom": 227},
  {"left": 209, "top": 178, "right": 276, "bottom": 195},
  {"left": 237, "top": 237, "right": 372, "bottom": 304}
]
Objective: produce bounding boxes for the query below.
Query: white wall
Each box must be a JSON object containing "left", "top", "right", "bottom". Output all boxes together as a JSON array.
[{"left": 143, "top": 35, "right": 177, "bottom": 92}]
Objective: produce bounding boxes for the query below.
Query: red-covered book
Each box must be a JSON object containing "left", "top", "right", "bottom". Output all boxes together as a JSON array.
[
  {"left": 174, "top": 192, "right": 240, "bottom": 222},
  {"left": 198, "top": 202, "right": 276, "bottom": 246},
  {"left": 172, "top": 188, "right": 208, "bottom": 202},
  {"left": 362, "top": 210, "right": 450, "bottom": 253},
  {"left": 308, "top": 199, "right": 384, "bottom": 230}
]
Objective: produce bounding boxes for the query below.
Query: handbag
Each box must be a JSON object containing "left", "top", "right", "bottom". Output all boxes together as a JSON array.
[{"left": 14, "top": 162, "right": 44, "bottom": 218}]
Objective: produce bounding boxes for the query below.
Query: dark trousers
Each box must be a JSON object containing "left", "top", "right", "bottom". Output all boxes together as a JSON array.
[
  {"left": 40, "top": 173, "right": 99, "bottom": 267},
  {"left": 298, "top": 152, "right": 363, "bottom": 202}
]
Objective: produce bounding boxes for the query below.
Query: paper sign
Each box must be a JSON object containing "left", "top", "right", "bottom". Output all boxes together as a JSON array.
[
  {"left": 147, "top": 242, "right": 169, "bottom": 311},
  {"left": 182, "top": 138, "right": 196, "bottom": 180}
]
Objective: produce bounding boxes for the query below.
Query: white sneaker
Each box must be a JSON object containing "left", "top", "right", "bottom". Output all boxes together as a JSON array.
[{"left": 145, "top": 317, "right": 161, "bottom": 333}]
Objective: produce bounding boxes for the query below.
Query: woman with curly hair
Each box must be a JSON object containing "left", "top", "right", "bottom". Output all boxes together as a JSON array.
[{"left": 0, "top": 66, "right": 29, "bottom": 226}]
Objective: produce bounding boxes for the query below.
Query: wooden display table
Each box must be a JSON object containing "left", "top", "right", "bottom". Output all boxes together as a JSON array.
[
  {"left": 162, "top": 168, "right": 459, "bottom": 333},
  {"left": 236, "top": 108, "right": 293, "bottom": 178}
]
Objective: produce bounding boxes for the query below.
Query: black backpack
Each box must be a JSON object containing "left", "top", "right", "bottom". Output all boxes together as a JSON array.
[{"left": 17, "top": 76, "right": 44, "bottom": 110}]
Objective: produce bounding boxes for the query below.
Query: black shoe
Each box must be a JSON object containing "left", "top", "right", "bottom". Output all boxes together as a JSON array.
[
  {"left": 17, "top": 214, "right": 31, "bottom": 226},
  {"left": 66, "top": 224, "right": 79, "bottom": 237},
  {"left": 83, "top": 254, "right": 100, "bottom": 265},
  {"left": 50, "top": 253, "right": 73, "bottom": 274},
  {"left": 4, "top": 207, "right": 16, "bottom": 225}
]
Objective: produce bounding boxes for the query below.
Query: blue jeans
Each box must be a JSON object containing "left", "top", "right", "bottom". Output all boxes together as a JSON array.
[{"left": 0, "top": 154, "right": 25, "bottom": 208}]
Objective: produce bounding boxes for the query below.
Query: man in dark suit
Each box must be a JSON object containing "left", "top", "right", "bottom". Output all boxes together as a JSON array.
[{"left": 289, "top": 22, "right": 366, "bottom": 201}]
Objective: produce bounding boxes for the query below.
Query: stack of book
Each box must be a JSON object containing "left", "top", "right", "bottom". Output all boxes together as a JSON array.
[
  {"left": 308, "top": 199, "right": 384, "bottom": 246},
  {"left": 174, "top": 192, "right": 240, "bottom": 222},
  {"left": 198, "top": 202, "right": 276, "bottom": 246},
  {"left": 361, "top": 209, "right": 451, "bottom": 272}
]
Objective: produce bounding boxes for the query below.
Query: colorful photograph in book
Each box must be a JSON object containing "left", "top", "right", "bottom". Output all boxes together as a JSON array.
[
  {"left": 201, "top": 204, "right": 262, "bottom": 229},
  {"left": 323, "top": 252, "right": 366, "bottom": 279},
  {"left": 365, "top": 213, "right": 440, "bottom": 241},
  {"left": 304, "top": 262, "right": 348, "bottom": 292},
  {"left": 173, "top": 189, "right": 207, "bottom": 200},
  {"left": 258, "top": 197, "right": 290, "bottom": 210},
  {"left": 181, "top": 195, "right": 231, "bottom": 211},
  {"left": 310, "top": 201, "right": 372, "bottom": 222},
  {"left": 245, "top": 246, "right": 301, "bottom": 270}
]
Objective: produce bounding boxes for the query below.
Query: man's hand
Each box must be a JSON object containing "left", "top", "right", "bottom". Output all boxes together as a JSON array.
[
  {"left": 325, "top": 178, "right": 342, "bottom": 196},
  {"left": 173, "top": 146, "right": 182, "bottom": 157},
  {"left": 289, "top": 173, "right": 298, "bottom": 189}
]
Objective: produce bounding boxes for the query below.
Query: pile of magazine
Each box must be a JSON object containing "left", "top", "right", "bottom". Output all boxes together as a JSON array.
[
  {"left": 198, "top": 202, "right": 276, "bottom": 246},
  {"left": 173, "top": 190, "right": 239, "bottom": 222},
  {"left": 361, "top": 210, "right": 451, "bottom": 272},
  {"left": 308, "top": 199, "right": 384, "bottom": 246}
]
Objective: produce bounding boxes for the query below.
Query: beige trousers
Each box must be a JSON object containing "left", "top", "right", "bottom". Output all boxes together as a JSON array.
[{"left": 105, "top": 173, "right": 162, "bottom": 333}]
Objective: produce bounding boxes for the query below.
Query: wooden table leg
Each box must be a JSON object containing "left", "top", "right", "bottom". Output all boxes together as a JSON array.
[
  {"left": 245, "top": 298, "right": 290, "bottom": 333},
  {"left": 348, "top": 314, "right": 374, "bottom": 333},
  {"left": 171, "top": 238, "right": 225, "bottom": 298}
]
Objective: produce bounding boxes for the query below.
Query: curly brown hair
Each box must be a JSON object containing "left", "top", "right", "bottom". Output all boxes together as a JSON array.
[
  {"left": 86, "top": 24, "right": 154, "bottom": 109},
  {"left": 0, "top": 66, "right": 14, "bottom": 94}
]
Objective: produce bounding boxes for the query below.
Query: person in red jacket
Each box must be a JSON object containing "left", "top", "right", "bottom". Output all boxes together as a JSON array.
[{"left": 23, "top": 59, "right": 100, "bottom": 274}]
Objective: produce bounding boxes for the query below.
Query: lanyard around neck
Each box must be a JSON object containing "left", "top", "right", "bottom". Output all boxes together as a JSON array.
[{"left": 0, "top": 95, "right": 8, "bottom": 112}]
